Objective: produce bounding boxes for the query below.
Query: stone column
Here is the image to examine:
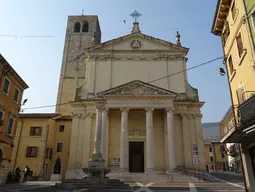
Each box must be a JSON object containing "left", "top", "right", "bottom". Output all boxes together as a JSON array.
[
  {"left": 145, "top": 107, "right": 155, "bottom": 172},
  {"left": 92, "top": 106, "right": 105, "bottom": 161},
  {"left": 166, "top": 107, "right": 176, "bottom": 172},
  {"left": 101, "top": 108, "right": 109, "bottom": 162},
  {"left": 120, "top": 107, "right": 129, "bottom": 171}
]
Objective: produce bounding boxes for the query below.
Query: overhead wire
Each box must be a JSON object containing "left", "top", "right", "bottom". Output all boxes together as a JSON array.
[{"left": 21, "top": 56, "right": 223, "bottom": 112}]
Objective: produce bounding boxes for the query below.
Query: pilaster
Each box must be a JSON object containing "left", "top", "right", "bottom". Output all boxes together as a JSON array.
[
  {"left": 81, "top": 113, "right": 93, "bottom": 168},
  {"left": 193, "top": 113, "right": 206, "bottom": 170},
  {"left": 76, "top": 114, "right": 86, "bottom": 168},
  {"left": 68, "top": 113, "right": 80, "bottom": 169},
  {"left": 181, "top": 113, "right": 192, "bottom": 168}
]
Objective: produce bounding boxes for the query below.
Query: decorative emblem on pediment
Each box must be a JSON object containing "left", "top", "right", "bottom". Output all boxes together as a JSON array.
[{"left": 103, "top": 81, "right": 174, "bottom": 96}]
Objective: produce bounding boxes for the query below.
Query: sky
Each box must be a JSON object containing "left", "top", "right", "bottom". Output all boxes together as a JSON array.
[{"left": 0, "top": 0, "right": 231, "bottom": 123}]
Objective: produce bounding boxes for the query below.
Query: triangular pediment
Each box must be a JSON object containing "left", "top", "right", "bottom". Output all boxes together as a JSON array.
[
  {"left": 86, "top": 33, "right": 189, "bottom": 54},
  {"left": 100, "top": 80, "right": 177, "bottom": 96}
]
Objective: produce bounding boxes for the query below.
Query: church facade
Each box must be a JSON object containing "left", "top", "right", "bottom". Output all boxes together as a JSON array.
[{"left": 56, "top": 15, "right": 206, "bottom": 179}]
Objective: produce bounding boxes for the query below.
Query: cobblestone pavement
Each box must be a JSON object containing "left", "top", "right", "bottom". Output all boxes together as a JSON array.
[{"left": 0, "top": 180, "right": 245, "bottom": 192}]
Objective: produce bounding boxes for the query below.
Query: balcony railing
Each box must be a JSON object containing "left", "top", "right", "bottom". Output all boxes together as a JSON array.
[
  {"left": 219, "top": 105, "right": 243, "bottom": 143},
  {"left": 238, "top": 94, "right": 255, "bottom": 132}
]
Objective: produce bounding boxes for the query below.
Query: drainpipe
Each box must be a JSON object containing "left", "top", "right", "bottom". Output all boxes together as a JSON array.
[
  {"left": 12, "top": 117, "right": 24, "bottom": 172},
  {"left": 242, "top": 0, "right": 255, "bottom": 64}
]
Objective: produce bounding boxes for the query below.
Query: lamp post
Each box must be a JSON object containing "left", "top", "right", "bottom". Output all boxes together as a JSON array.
[{"left": 12, "top": 99, "right": 28, "bottom": 173}]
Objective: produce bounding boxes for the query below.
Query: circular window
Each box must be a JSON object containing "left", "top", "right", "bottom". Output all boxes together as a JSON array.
[{"left": 131, "top": 40, "right": 142, "bottom": 50}]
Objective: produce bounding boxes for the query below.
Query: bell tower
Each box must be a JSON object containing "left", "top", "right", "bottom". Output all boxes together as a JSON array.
[{"left": 56, "top": 15, "right": 101, "bottom": 113}]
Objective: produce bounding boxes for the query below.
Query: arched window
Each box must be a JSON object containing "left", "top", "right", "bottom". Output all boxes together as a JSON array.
[
  {"left": 82, "top": 22, "right": 89, "bottom": 32},
  {"left": 0, "top": 149, "right": 3, "bottom": 166},
  {"left": 74, "top": 22, "right": 81, "bottom": 33}
]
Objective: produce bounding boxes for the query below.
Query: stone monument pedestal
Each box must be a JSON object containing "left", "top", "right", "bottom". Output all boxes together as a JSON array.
[{"left": 50, "top": 174, "right": 61, "bottom": 181}]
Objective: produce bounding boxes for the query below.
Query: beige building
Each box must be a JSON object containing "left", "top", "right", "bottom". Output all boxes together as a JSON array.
[
  {"left": 11, "top": 114, "right": 72, "bottom": 180},
  {"left": 55, "top": 15, "right": 206, "bottom": 179},
  {"left": 14, "top": 14, "right": 206, "bottom": 180},
  {"left": 204, "top": 141, "right": 228, "bottom": 172}
]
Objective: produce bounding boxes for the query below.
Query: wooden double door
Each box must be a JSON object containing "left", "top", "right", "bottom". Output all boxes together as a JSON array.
[{"left": 129, "top": 142, "right": 144, "bottom": 173}]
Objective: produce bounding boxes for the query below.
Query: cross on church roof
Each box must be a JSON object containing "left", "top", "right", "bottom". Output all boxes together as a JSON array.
[{"left": 130, "top": 10, "right": 142, "bottom": 23}]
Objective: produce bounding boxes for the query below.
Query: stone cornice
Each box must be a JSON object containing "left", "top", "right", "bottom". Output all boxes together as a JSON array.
[
  {"left": 90, "top": 54, "right": 185, "bottom": 61},
  {"left": 105, "top": 95, "right": 173, "bottom": 100},
  {"left": 174, "top": 101, "right": 205, "bottom": 108}
]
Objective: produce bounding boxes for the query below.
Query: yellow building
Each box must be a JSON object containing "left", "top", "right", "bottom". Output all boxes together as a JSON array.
[
  {"left": 204, "top": 141, "right": 228, "bottom": 172},
  {"left": 212, "top": 0, "right": 255, "bottom": 191},
  {"left": 0, "top": 54, "right": 28, "bottom": 183},
  {"left": 11, "top": 113, "right": 72, "bottom": 180}
]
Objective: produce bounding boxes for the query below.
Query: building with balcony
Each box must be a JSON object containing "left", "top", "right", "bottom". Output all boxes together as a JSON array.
[
  {"left": 204, "top": 141, "right": 229, "bottom": 172},
  {"left": 10, "top": 113, "right": 72, "bottom": 181},
  {"left": 212, "top": 0, "right": 255, "bottom": 191},
  {"left": 0, "top": 54, "right": 29, "bottom": 183}
]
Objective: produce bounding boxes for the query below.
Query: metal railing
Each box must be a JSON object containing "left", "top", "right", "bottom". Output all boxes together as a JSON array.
[{"left": 176, "top": 166, "right": 210, "bottom": 181}]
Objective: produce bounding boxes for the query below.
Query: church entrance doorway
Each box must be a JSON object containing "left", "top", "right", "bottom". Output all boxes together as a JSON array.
[{"left": 129, "top": 142, "right": 144, "bottom": 173}]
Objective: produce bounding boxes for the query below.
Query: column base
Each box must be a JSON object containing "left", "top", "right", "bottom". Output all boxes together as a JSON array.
[
  {"left": 166, "top": 168, "right": 177, "bottom": 174},
  {"left": 65, "top": 169, "right": 87, "bottom": 180},
  {"left": 145, "top": 168, "right": 156, "bottom": 174}
]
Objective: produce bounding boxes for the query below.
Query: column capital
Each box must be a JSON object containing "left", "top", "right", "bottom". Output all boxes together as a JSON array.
[
  {"left": 165, "top": 107, "right": 174, "bottom": 113},
  {"left": 72, "top": 113, "right": 81, "bottom": 118},
  {"left": 86, "top": 112, "right": 93, "bottom": 118},
  {"left": 103, "top": 108, "right": 109, "bottom": 114},
  {"left": 192, "top": 113, "right": 203, "bottom": 119},
  {"left": 96, "top": 106, "right": 106, "bottom": 112},
  {"left": 120, "top": 107, "right": 129, "bottom": 112},
  {"left": 145, "top": 107, "right": 154, "bottom": 112},
  {"left": 180, "top": 113, "right": 189, "bottom": 119}
]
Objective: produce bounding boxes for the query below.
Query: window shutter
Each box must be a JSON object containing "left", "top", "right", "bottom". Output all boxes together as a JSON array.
[
  {"left": 34, "top": 147, "right": 38, "bottom": 157},
  {"left": 30, "top": 127, "right": 34, "bottom": 136},
  {"left": 38, "top": 127, "right": 42, "bottom": 136},
  {"left": 49, "top": 148, "right": 53, "bottom": 160},
  {"left": 237, "top": 88, "right": 245, "bottom": 104},
  {"left": 26, "top": 147, "right": 30, "bottom": 157}
]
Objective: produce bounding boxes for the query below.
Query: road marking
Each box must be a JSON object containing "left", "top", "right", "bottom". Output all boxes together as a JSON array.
[
  {"left": 189, "top": 183, "right": 198, "bottom": 192},
  {"left": 135, "top": 182, "right": 154, "bottom": 192},
  {"left": 209, "top": 175, "right": 245, "bottom": 189}
]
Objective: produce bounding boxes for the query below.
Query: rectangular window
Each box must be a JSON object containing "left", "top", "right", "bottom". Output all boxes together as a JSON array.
[
  {"left": 13, "top": 88, "right": 20, "bottom": 103},
  {"left": 211, "top": 165, "right": 214, "bottom": 170},
  {"left": 7, "top": 117, "right": 14, "bottom": 135},
  {"left": 30, "top": 127, "right": 42, "bottom": 136},
  {"left": 222, "top": 21, "right": 230, "bottom": 46},
  {"left": 0, "top": 110, "right": 3, "bottom": 120},
  {"left": 57, "top": 143, "right": 63, "bottom": 152},
  {"left": 210, "top": 156, "right": 214, "bottom": 162},
  {"left": 209, "top": 147, "right": 212, "bottom": 152},
  {"left": 26, "top": 146, "right": 38, "bottom": 158},
  {"left": 221, "top": 153, "right": 225, "bottom": 158},
  {"left": 2, "top": 77, "right": 10, "bottom": 94},
  {"left": 228, "top": 55, "right": 234, "bottom": 75},
  {"left": 231, "top": 1, "right": 236, "bottom": 20},
  {"left": 236, "top": 33, "right": 244, "bottom": 58},
  {"left": 220, "top": 145, "right": 225, "bottom": 151},
  {"left": 59, "top": 125, "right": 65, "bottom": 132},
  {"left": 252, "top": 12, "right": 255, "bottom": 32}
]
